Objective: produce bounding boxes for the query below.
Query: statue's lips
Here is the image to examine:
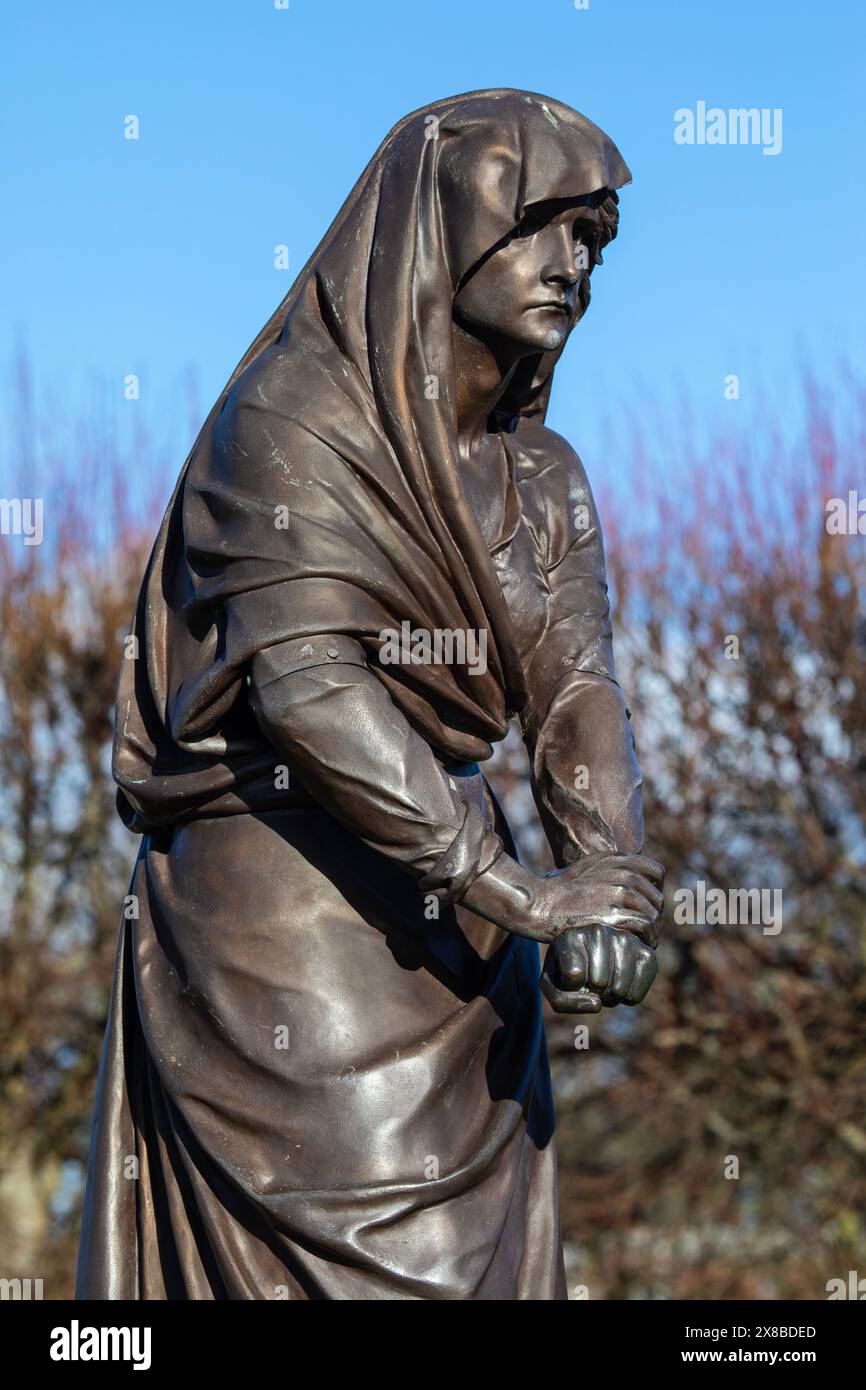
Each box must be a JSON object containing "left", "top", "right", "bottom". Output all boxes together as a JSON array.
[{"left": 527, "top": 301, "right": 571, "bottom": 315}]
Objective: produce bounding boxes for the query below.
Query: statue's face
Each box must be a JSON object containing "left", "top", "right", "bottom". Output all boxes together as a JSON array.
[{"left": 452, "top": 196, "right": 601, "bottom": 357}]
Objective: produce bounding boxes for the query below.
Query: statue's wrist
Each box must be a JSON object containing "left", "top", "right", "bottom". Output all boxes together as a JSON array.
[{"left": 459, "top": 853, "right": 549, "bottom": 940}]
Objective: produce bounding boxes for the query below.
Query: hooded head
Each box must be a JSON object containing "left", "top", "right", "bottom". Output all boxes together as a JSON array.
[
  {"left": 265, "top": 88, "right": 631, "bottom": 704},
  {"left": 115, "top": 91, "right": 631, "bottom": 826},
  {"left": 224, "top": 89, "right": 630, "bottom": 426}
]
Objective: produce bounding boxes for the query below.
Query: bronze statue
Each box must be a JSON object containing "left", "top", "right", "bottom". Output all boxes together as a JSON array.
[{"left": 77, "top": 89, "right": 664, "bottom": 1301}]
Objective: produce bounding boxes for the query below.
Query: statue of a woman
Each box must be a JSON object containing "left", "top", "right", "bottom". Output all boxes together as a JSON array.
[{"left": 77, "top": 89, "right": 664, "bottom": 1301}]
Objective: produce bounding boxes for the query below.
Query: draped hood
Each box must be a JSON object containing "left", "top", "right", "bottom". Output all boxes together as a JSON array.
[{"left": 114, "top": 88, "right": 631, "bottom": 828}]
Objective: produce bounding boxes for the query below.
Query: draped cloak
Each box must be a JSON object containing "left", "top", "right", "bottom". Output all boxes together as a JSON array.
[{"left": 76, "top": 90, "right": 636, "bottom": 1300}]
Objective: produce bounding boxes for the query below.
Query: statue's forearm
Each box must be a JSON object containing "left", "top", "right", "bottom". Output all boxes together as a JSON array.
[
  {"left": 249, "top": 644, "right": 470, "bottom": 876},
  {"left": 248, "top": 639, "right": 566, "bottom": 938},
  {"left": 526, "top": 670, "right": 645, "bottom": 867}
]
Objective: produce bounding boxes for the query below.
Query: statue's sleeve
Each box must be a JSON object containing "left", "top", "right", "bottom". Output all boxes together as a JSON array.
[
  {"left": 247, "top": 636, "right": 503, "bottom": 902},
  {"left": 520, "top": 443, "right": 644, "bottom": 867}
]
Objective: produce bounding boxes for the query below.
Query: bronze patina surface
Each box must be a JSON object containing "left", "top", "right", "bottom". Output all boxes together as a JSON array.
[{"left": 77, "top": 89, "right": 663, "bottom": 1301}]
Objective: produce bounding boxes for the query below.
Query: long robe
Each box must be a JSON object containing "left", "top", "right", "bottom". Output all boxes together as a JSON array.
[{"left": 76, "top": 89, "right": 643, "bottom": 1300}]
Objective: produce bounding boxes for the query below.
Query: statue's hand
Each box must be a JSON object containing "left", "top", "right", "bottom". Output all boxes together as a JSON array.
[
  {"left": 534, "top": 851, "right": 665, "bottom": 947},
  {"left": 541, "top": 924, "right": 659, "bottom": 1014},
  {"left": 458, "top": 850, "right": 664, "bottom": 949}
]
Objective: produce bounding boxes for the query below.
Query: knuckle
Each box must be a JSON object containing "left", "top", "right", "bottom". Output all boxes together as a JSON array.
[{"left": 560, "top": 963, "right": 584, "bottom": 985}]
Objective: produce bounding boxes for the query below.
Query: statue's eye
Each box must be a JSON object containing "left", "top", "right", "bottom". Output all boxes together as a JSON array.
[
  {"left": 573, "top": 224, "right": 599, "bottom": 262},
  {"left": 515, "top": 210, "right": 545, "bottom": 238}
]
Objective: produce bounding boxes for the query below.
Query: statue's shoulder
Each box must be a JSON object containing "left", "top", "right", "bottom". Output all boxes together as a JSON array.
[
  {"left": 220, "top": 343, "right": 308, "bottom": 437},
  {"left": 512, "top": 419, "right": 598, "bottom": 519},
  {"left": 210, "top": 343, "right": 337, "bottom": 483},
  {"left": 509, "top": 419, "right": 603, "bottom": 570},
  {"left": 512, "top": 418, "right": 592, "bottom": 494}
]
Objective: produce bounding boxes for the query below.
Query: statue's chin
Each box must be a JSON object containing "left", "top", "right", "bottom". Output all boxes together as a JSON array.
[
  {"left": 512, "top": 314, "right": 570, "bottom": 354},
  {"left": 540, "top": 327, "right": 567, "bottom": 351},
  {"left": 514, "top": 325, "right": 567, "bottom": 354}
]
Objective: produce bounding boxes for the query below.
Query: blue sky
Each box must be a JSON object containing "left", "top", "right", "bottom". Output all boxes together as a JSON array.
[{"left": 2, "top": 0, "right": 863, "bottom": 499}]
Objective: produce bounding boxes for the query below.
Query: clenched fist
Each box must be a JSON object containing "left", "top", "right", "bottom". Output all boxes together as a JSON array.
[{"left": 541, "top": 922, "right": 658, "bottom": 1014}]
